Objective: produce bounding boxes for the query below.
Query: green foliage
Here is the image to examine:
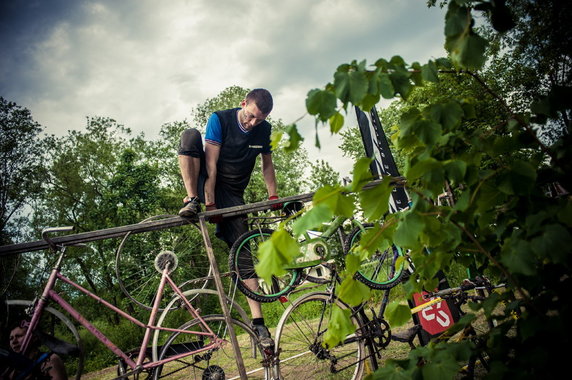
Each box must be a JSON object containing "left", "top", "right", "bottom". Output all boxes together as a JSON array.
[
  {"left": 0, "top": 97, "right": 46, "bottom": 244},
  {"left": 259, "top": 0, "right": 572, "bottom": 378},
  {"left": 307, "top": 159, "right": 340, "bottom": 191}
]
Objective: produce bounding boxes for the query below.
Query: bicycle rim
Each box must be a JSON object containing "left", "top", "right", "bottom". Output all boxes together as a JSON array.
[
  {"left": 115, "top": 215, "right": 212, "bottom": 310},
  {"left": 275, "top": 292, "right": 365, "bottom": 380},
  {"left": 229, "top": 229, "right": 301, "bottom": 302},
  {"left": 346, "top": 224, "right": 406, "bottom": 290}
]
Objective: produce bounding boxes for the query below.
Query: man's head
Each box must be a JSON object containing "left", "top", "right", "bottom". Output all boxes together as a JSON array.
[{"left": 239, "top": 88, "right": 273, "bottom": 130}]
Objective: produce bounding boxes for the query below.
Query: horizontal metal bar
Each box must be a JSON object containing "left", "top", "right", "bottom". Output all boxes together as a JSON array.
[{"left": 0, "top": 179, "right": 393, "bottom": 256}]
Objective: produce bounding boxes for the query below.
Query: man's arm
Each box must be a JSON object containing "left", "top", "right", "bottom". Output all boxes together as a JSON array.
[
  {"left": 204, "top": 142, "right": 220, "bottom": 205},
  {"left": 261, "top": 153, "right": 278, "bottom": 197}
]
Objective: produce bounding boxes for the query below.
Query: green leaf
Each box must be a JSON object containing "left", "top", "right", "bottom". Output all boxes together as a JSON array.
[
  {"left": 323, "top": 306, "right": 355, "bottom": 349},
  {"left": 270, "top": 131, "right": 283, "bottom": 152},
  {"left": 359, "top": 179, "right": 392, "bottom": 221},
  {"left": 361, "top": 93, "right": 380, "bottom": 112},
  {"left": 406, "top": 157, "right": 442, "bottom": 182},
  {"left": 356, "top": 223, "right": 393, "bottom": 259},
  {"left": 389, "top": 70, "right": 413, "bottom": 99},
  {"left": 329, "top": 111, "right": 344, "bottom": 134},
  {"left": 421, "top": 60, "right": 439, "bottom": 82},
  {"left": 497, "top": 160, "right": 537, "bottom": 195},
  {"left": 456, "top": 33, "right": 489, "bottom": 70},
  {"left": 394, "top": 212, "right": 425, "bottom": 249},
  {"left": 283, "top": 124, "right": 304, "bottom": 153},
  {"left": 306, "top": 89, "right": 337, "bottom": 121},
  {"left": 255, "top": 229, "right": 300, "bottom": 284},
  {"left": 444, "top": 2, "right": 488, "bottom": 70},
  {"left": 428, "top": 101, "right": 464, "bottom": 131},
  {"left": 500, "top": 236, "right": 536, "bottom": 276},
  {"left": 417, "top": 119, "right": 442, "bottom": 146},
  {"left": 313, "top": 185, "right": 355, "bottom": 218},
  {"left": 333, "top": 71, "right": 350, "bottom": 104},
  {"left": 385, "top": 301, "right": 411, "bottom": 327},
  {"left": 292, "top": 203, "right": 333, "bottom": 237},
  {"left": 453, "top": 189, "right": 471, "bottom": 211},
  {"left": 389, "top": 55, "right": 406, "bottom": 68},
  {"left": 444, "top": 2, "right": 470, "bottom": 38},
  {"left": 411, "top": 62, "right": 423, "bottom": 86},
  {"left": 345, "top": 251, "right": 362, "bottom": 273},
  {"left": 379, "top": 72, "right": 395, "bottom": 99},
  {"left": 531, "top": 224, "right": 572, "bottom": 264},
  {"left": 337, "top": 276, "right": 370, "bottom": 306},
  {"left": 349, "top": 157, "right": 374, "bottom": 192},
  {"left": 349, "top": 70, "right": 369, "bottom": 105},
  {"left": 444, "top": 159, "right": 467, "bottom": 184},
  {"left": 421, "top": 349, "right": 464, "bottom": 380}
]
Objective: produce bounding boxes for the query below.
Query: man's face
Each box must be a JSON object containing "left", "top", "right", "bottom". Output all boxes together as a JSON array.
[
  {"left": 9, "top": 326, "right": 26, "bottom": 353},
  {"left": 239, "top": 100, "right": 268, "bottom": 130}
]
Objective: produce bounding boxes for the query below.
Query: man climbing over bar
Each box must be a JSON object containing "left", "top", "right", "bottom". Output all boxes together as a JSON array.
[{"left": 177, "top": 88, "right": 278, "bottom": 348}]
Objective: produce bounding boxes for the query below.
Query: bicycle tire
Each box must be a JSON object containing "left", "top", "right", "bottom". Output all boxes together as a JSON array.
[
  {"left": 344, "top": 223, "right": 407, "bottom": 290},
  {"left": 228, "top": 228, "right": 302, "bottom": 303},
  {"left": 302, "top": 264, "right": 333, "bottom": 284},
  {"left": 274, "top": 292, "right": 366, "bottom": 380},
  {"left": 115, "top": 215, "right": 212, "bottom": 311},
  {"left": 152, "top": 314, "right": 270, "bottom": 379},
  {"left": 5, "top": 300, "right": 84, "bottom": 380}
]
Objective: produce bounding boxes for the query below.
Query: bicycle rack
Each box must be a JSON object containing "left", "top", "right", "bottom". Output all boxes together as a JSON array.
[{"left": 0, "top": 180, "right": 400, "bottom": 379}]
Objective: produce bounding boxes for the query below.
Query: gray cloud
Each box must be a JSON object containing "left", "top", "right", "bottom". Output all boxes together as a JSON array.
[{"left": 0, "top": 0, "right": 447, "bottom": 177}]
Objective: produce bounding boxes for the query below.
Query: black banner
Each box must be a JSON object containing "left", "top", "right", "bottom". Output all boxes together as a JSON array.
[{"left": 354, "top": 106, "right": 409, "bottom": 212}]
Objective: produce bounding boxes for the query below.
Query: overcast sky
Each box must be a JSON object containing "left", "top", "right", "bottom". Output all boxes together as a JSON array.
[{"left": 1, "top": 0, "right": 447, "bottom": 178}]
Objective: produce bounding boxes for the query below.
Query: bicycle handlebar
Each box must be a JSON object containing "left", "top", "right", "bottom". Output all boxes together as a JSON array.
[{"left": 42, "top": 226, "right": 74, "bottom": 251}]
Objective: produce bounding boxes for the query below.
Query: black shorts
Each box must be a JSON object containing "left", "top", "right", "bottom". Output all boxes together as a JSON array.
[{"left": 179, "top": 128, "right": 248, "bottom": 247}]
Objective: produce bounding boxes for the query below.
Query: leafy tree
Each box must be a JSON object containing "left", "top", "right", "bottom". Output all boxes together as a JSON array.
[
  {"left": 307, "top": 159, "right": 340, "bottom": 190},
  {"left": 261, "top": 0, "right": 571, "bottom": 378},
  {"left": 27, "top": 117, "right": 170, "bottom": 311},
  {"left": 0, "top": 98, "right": 48, "bottom": 297},
  {"left": 0, "top": 97, "right": 47, "bottom": 244}
]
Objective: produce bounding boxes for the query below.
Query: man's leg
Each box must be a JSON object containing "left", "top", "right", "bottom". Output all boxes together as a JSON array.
[
  {"left": 244, "top": 278, "right": 264, "bottom": 319},
  {"left": 178, "top": 128, "right": 203, "bottom": 217},
  {"left": 220, "top": 215, "right": 274, "bottom": 348},
  {"left": 179, "top": 154, "right": 200, "bottom": 199}
]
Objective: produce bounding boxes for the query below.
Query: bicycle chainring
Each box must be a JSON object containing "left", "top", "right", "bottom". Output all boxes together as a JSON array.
[{"left": 372, "top": 318, "right": 392, "bottom": 348}]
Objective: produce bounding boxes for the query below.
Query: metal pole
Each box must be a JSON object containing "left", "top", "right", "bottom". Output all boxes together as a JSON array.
[{"left": 197, "top": 216, "right": 248, "bottom": 379}]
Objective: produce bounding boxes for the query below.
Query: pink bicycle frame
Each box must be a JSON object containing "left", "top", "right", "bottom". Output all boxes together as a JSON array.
[{"left": 21, "top": 262, "right": 225, "bottom": 372}]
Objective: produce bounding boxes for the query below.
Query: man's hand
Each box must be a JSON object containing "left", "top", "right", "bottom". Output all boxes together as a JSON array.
[
  {"left": 205, "top": 203, "right": 223, "bottom": 223},
  {"left": 268, "top": 195, "right": 282, "bottom": 210}
]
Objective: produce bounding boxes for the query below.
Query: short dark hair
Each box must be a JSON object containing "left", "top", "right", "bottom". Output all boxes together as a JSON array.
[{"left": 246, "top": 88, "right": 273, "bottom": 114}]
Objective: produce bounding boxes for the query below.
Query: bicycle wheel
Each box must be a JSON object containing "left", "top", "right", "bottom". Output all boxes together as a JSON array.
[
  {"left": 274, "top": 292, "right": 366, "bottom": 380},
  {"left": 4, "top": 300, "right": 84, "bottom": 380},
  {"left": 115, "top": 215, "right": 212, "bottom": 310},
  {"left": 228, "top": 228, "right": 302, "bottom": 303},
  {"left": 152, "top": 314, "right": 270, "bottom": 379},
  {"left": 344, "top": 223, "right": 407, "bottom": 290},
  {"left": 152, "top": 288, "right": 252, "bottom": 361}
]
